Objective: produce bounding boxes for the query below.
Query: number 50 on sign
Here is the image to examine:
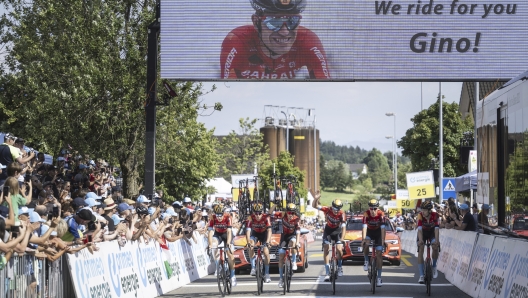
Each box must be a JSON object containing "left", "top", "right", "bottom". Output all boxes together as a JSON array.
[{"left": 406, "top": 171, "right": 436, "bottom": 200}]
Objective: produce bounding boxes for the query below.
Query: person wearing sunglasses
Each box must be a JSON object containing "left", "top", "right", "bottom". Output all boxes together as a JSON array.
[
  {"left": 270, "top": 202, "right": 301, "bottom": 288},
  {"left": 416, "top": 200, "right": 440, "bottom": 284},
  {"left": 220, "top": 0, "right": 330, "bottom": 80},
  {"left": 207, "top": 204, "right": 237, "bottom": 287},
  {"left": 246, "top": 202, "right": 272, "bottom": 282},
  {"left": 312, "top": 196, "right": 346, "bottom": 282},
  {"left": 361, "top": 199, "right": 387, "bottom": 287}
]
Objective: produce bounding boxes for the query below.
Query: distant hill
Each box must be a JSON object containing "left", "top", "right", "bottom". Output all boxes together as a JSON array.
[{"left": 320, "top": 141, "right": 369, "bottom": 164}]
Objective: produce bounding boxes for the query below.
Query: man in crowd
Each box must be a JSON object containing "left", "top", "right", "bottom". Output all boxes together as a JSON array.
[
  {"left": 450, "top": 203, "right": 476, "bottom": 232},
  {"left": 478, "top": 204, "right": 491, "bottom": 234},
  {"left": 0, "top": 133, "right": 35, "bottom": 186}
]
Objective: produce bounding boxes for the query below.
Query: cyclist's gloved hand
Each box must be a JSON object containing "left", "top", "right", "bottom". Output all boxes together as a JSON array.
[{"left": 418, "top": 240, "right": 424, "bottom": 247}]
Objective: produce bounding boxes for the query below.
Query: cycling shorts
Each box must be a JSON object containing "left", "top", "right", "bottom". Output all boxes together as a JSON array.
[
  {"left": 417, "top": 229, "right": 437, "bottom": 245},
  {"left": 279, "top": 233, "right": 297, "bottom": 247},
  {"left": 250, "top": 231, "right": 268, "bottom": 245},
  {"left": 213, "top": 231, "right": 233, "bottom": 246},
  {"left": 365, "top": 228, "right": 383, "bottom": 250},
  {"left": 323, "top": 226, "right": 342, "bottom": 245}
]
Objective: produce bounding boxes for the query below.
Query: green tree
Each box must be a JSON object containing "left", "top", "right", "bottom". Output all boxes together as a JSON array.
[
  {"left": 398, "top": 99, "right": 473, "bottom": 177},
  {"left": 362, "top": 148, "right": 391, "bottom": 186},
  {"left": 362, "top": 177, "right": 373, "bottom": 192},
  {"left": 397, "top": 161, "right": 413, "bottom": 189},
  {"left": 505, "top": 131, "right": 528, "bottom": 211},
  {"left": 217, "top": 118, "right": 270, "bottom": 180},
  {"left": 0, "top": 0, "right": 220, "bottom": 199},
  {"left": 322, "top": 159, "right": 350, "bottom": 192}
]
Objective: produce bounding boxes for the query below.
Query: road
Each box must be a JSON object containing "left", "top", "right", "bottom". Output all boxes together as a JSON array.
[{"left": 160, "top": 241, "right": 470, "bottom": 298}]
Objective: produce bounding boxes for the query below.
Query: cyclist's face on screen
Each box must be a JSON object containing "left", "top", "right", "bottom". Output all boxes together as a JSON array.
[{"left": 253, "top": 13, "right": 299, "bottom": 56}]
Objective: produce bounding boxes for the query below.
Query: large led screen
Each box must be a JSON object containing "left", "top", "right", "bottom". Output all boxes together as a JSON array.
[{"left": 160, "top": 0, "right": 528, "bottom": 81}]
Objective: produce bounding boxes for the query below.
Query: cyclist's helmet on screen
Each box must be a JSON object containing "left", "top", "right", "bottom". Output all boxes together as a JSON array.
[
  {"left": 251, "top": 0, "right": 306, "bottom": 14},
  {"left": 368, "top": 199, "right": 379, "bottom": 208},
  {"left": 332, "top": 199, "right": 343, "bottom": 209},
  {"left": 421, "top": 201, "right": 433, "bottom": 210},
  {"left": 286, "top": 203, "right": 297, "bottom": 212}
]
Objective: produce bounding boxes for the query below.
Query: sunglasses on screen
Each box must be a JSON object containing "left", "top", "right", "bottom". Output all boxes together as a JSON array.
[
  {"left": 215, "top": 213, "right": 224, "bottom": 217},
  {"left": 261, "top": 15, "right": 302, "bottom": 32},
  {"left": 370, "top": 207, "right": 378, "bottom": 210},
  {"left": 254, "top": 211, "right": 262, "bottom": 215}
]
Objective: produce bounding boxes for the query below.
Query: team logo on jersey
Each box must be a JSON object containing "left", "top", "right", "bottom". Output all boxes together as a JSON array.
[{"left": 289, "top": 62, "right": 295, "bottom": 68}]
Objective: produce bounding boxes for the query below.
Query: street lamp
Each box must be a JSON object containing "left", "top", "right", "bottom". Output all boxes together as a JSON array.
[
  {"left": 386, "top": 112, "right": 397, "bottom": 193},
  {"left": 385, "top": 135, "right": 395, "bottom": 191}
]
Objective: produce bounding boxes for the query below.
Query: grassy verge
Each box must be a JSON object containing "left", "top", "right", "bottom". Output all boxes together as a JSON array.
[{"left": 319, "top": 190, "right": 358, "bottom": 207}]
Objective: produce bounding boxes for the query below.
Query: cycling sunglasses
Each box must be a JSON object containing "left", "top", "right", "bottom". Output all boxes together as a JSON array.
[
  {"left": 287, "top": 211, "right": 295, "bottom": 215},
  {"left": 331, "top": 207, "right": 341, "bottom": 212},
  {"left": 254, "top": 211, "right": 263, "bottom": 215},
  {"left": 215, "top": 213, "right": 224, "bottom": 217},
  {"left": 260, "top": 15, "right": 302, "bottom": 32},
  {"left": 370, "top": 207, "right": 378, "bottom": 210}
]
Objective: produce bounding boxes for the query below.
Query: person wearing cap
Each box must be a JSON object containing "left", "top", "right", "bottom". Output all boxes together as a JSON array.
[
  {"left": 0, "top": 133, "right": 35, "bottom": 186},
  {"left": 183, "top": 197, "right": 194, "bottom": 211},
  {"left": 450, "top": 203, "right": 476, "bottom": 232},
  {"left": 117, "top": 203, "right": 136, "bottom": 240},
  {"left": 112, "top": 186, "right": 123, "bottom": 203},
  {"left": 478, "top": 204, "right": 492, "bottom": 234},
  {"left": 472, "top": 203, "right": 479, "bottom": 225},
  {"left": 0, "top": 216, "right": 29, "bottom": 254},
  {"left": 27, "top": 211, "right": 60, "bottom": 248},
  {"left": 1, "top": 177, "right": 28, "bottom": 226},
  {"left": 84, "top": 196, "right": 107, "bottom": 224},
  {"left": 136, "top": 195, "right": 151, "bottom": 207},
  {"left": 62, "top": 209, "right": 95, "bottom": 243}
]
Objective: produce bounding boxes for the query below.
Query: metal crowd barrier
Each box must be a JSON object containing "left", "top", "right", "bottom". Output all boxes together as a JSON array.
[{"left": 0, "top": 254, "right": 75, "bottom": 298}]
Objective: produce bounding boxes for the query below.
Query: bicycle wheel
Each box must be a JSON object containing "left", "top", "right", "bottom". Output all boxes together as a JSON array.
[
  {"left": 259, "top": 257, "right": 265, "bottom": 294},
  {"left": 283, "top": 262, "right": 288, "bottom": 295},
  {"left": 371, "top": 258, "right": 377, "bottom": 294},
  {"left": 425, "top": 260, "right": 432, "bottom": 296},
  {"left": 331, "top": 258, "right": 337, "bottom": 295},
  {"left": 287, "top": 258, "right": 292, "bottom": 293},
  {"left": 217, "top": 262, "right": 226, "bottom": 297},
  {"left": 256, "top": 256, "right": 262, "bottom": 295},
  {"left": 224, "top": 258, "right": 232, "bottom": 295}
]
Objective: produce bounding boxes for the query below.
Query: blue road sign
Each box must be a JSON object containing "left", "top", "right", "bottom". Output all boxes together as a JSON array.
[{"left": 442, "top": 178, "right": 457, "bottom": 200}]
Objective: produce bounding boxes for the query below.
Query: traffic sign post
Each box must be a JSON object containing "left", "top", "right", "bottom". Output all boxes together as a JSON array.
[
  {"left": 406, "top": 171, "right": 435, "bottom": 200},
  {"left": 442, "top": 178, "right": 457, "bottom": 201}
]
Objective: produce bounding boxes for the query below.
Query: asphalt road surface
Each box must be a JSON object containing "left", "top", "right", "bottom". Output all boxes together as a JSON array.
[{"left": 160, "top": 241, "right": 470, "bottom": 298}]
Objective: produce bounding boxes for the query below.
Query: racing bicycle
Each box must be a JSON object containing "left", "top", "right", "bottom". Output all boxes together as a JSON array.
[
  {"left": 367, "top": 240, "right": 378, "bottom": 294},
  {"left": 251, "top": 244, "right": 267, "bottom": 295},
  {"left": 327, "top": 236, "right": 340, "bottom": 295},
  {"left": 212, "top": 243, "right": 232, "bottom": 297},
  {"left": 424, "top": 240, "right": 433, "bottom": 296},
  {"left": 281, "top": 246, "right": 295, "bottom": 295}
]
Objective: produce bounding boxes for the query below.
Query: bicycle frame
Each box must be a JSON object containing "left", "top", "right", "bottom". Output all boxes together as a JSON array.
[
  {"left": 424, "top": 240, "right": 432, "bottom": 296},
  {"left": 368, "top": 240, "right": 377, "bottom": 294},
  {"left": 280, "top": 246, "right": 295, "bottom": 294}
]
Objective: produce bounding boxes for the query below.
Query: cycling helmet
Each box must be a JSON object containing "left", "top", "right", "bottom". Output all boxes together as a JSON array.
[
  {"left": 286, "top": 203, "right": 297, "bottom": 212},
  {"left": 368, "top": 199, "right": 379, "bottom": 208},
  {"left": 332, "top": 199, "right": 343, "bottom": 209},
  {"left": 253, "top": 202, "right": 264, "bottom": 213},
  {"left": 251, "top": 0, "right": 306, "bottom": 15},
  {"left": 421, "top": 201, "right": 433, "bottom": 210},
  {"left": 136, "top": 206, "right": 149, "bottom": 216},
  {"left": 213, "top": 204, "right": 225, "bottom": 214}
]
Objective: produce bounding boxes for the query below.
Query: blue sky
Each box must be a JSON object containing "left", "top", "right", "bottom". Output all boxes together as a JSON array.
[{"left": 197, "top": 82, "right": 463, "bottom": 153}]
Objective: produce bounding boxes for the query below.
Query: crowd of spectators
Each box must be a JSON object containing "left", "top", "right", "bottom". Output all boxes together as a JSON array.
[{"left": 0, "top": 132, "right": 213, "bottom": 270}]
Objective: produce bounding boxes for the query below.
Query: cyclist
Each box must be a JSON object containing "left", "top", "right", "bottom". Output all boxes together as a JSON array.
[
  {"left": 361, "top": 199, "right": 386, "bottom": 287},
  {"left": 270, "top": 203, "right": 301, "bottom": 288},
  {"left": 207, "top": 204, "right": 237, "bottom": 287},
  {"left": 417, "top": 200, "right": 440, "bottom": 284},
  {"left": 312, "top": 196, "right": 346, "bottom": 281},
  {"left": 246, "top": 202, "right": 272, "bottom": 283}
]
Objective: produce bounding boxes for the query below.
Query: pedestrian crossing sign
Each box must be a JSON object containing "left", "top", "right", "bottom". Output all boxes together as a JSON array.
[{"left": 444, "top": 180, "right": 455, "bottom": 191}]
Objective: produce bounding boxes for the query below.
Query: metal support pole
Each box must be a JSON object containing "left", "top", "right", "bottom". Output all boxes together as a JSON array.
[
  {"left": 313, "top": 112, "right": 317, "bottom": 193},
  {"left": 439, "top": 82, "right": 443, "bottom": 203},
  {"left": 474, "top": 83, "right": 479, "bottom": 152},
  {"left": 281, "top": 111, "right": 288, "bottom": 153},
  {"left": 394, "top": 115, "right": 397, "bottom": 192},
  {"left": 145, "top": 1, "right": 160, "bottom": 197}
]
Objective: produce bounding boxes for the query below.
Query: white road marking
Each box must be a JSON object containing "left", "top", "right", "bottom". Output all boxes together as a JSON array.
[{"left": 183, "top": 281, "right": 453, "bottom": 287}]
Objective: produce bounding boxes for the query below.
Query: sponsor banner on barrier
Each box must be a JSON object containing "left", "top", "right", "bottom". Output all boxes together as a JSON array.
[
  {"left": 480, "top": 237, "right": 515, "bottom": 298},
  {"left": 450, "top": 230, "right": 477, "bottom": 289},
  {"left": 499, "top": 239, "right": 528, "bottom": 298},
  {"left": 462, "top": 234, "right": 495, "bottom": 297},
  {"left": 438, "top": 229, "right": 456, "bottom": 274},
  {"left": 67, "top": 233, "right": 212, "bottom": 298}
]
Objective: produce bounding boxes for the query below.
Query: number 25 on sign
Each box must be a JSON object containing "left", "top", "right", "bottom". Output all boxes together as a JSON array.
[{"left": 408, "top": 185, "right": 435, "bottom": 199}]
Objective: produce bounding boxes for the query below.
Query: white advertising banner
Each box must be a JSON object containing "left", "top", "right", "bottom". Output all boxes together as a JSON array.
[
  {"left": 67, "top": 232, "right": 212, "bottom": 298},
  {"left": 438, "top": 229, "right": 457, "bottom": 274},
  {"left": 479, "top": 237, "right": 516, "bottom": 298},
  {"left": 461, "top": 234, "right": 495, "bottom": 297},
  {"left": 396, "top": 189, "right": 409, "bottom": 200}
]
